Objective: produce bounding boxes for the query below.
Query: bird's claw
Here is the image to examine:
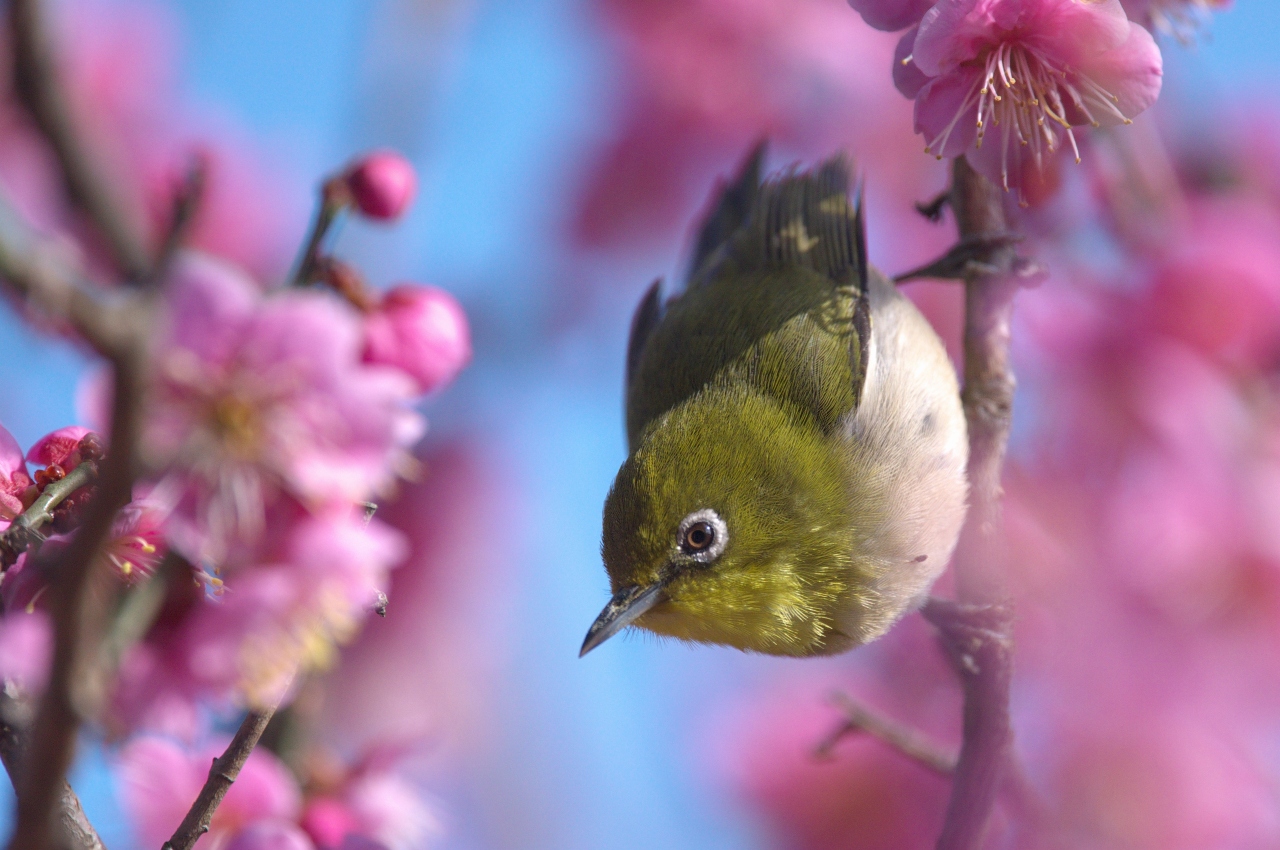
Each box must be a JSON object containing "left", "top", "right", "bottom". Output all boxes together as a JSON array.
[{"left": 892, "top": 233, "right": 1026, "bottom": 283}]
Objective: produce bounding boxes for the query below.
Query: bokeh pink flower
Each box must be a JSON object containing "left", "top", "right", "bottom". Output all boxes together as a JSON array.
[{"left": 145, "top": 253, "right": 422, "bottom": 562}]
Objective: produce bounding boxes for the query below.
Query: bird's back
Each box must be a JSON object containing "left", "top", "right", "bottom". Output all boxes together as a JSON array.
[{"left": 625, "top": 151, "right": 870, "bottom": 449}]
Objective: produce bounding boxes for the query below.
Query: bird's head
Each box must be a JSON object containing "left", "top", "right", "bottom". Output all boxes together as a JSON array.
[{"left": 583, "top": 385, "right": 876, "bottom": 658}]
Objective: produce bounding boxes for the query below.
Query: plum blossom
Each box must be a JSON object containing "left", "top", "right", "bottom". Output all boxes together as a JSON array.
[
  {"left": 899, "top": 0, "right": 1162, "bottom": 192},
  {"left": 362, "top": 285, "right": 471, "bottom": 396},
  {"left": 0, "top": 611, "right": 52, "bottom": 695},
  {"left": 145, "top": 253, "right": 422, "bottom": 562},
  {"left": 103, "top": 500, "right": 168, "bottom": 584},
  {"left": 25, "top": 425, "right": 94, "bottom": 468},
  {"left": 118, "top": 734, "right": 302, "bottom": 850},
  {"left": 0, "top": 423, "right": 33, "bottom": 527},
  {"left": 111, "top": 508, "right": 406, "bottom": 725},
  {"left": 225, "top": 822, "right": 316, "bottom": 850},
  {"left": 847, "top": 0, "right": 935, "bottom": 32}
]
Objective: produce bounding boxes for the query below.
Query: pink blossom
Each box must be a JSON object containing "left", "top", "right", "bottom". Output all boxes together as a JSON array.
[
  {"left": 362, "top": 285, "right": 471, "bottom": 396},
  {"left": 301, "top": 798, "right": 360, "bottom": 849},
  {"left": 111, "top": 509, "right": 406, "bottom": 726},
  {"left": 0, "top": 611, "right": 52, "bottom": 695},
  {"left": 0, "top": 424, "right": 33, "bottom": 526},
  {"left": 903, "top": 0, "right": 1162, "bottom": 191},
  {"left": 25, "top": 426, "right": 93, "bottom": 468},
  {"left": 145, "top": 253, "right": 421, "bottom": 561},
  {"left": 225, "top": 822, "right": 316, "bottom": 850},
  {"left": 847, "top": 0, "right": 935, "bottom": 32},
  {"left": 1148, "top": 197, "right": 1280, "bottom": 370},
  {"left": 119, "top": 735, "right": 302, "bottom": 849},
  {"left": 342, "top": 769, "right": 439, "bottom": 850},
  {"left": 344, "top": 151, "right": 416, "bottom": 221},
  {"left": 104, "top": 501, "right": 169, "bottom": 584}
]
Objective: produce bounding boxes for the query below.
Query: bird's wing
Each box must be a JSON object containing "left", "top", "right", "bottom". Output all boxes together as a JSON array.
[{"left": 625, "top": 151, "right": 873, "bottom": 447}]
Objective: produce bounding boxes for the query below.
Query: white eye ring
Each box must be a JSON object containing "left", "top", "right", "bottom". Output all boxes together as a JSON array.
[{"left": 677, "top": 508, "right": 728, "bottom": 563}]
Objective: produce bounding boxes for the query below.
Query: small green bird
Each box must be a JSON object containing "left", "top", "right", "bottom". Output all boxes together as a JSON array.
[{"left": 580, "top": 149, "right": 969, "bottom": 658}]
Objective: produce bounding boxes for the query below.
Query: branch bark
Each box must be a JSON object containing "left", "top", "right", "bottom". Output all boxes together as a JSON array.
[
  {"left": 0, "top": 696, "right": 107, "bottom": 850},
  {"left": 8, "top": 0, "right": 152, "bottom": 282},
  {"left": 924, "top": 156, "right": 1020, "bottom": 850},
  {"left": 0, "top": 183, "right": 153, "bottom": 850},
  {"left": 162, "top": 708, "right": 278, "bottom": 850}
]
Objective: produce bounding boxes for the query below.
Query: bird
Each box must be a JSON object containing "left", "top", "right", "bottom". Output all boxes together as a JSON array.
[{"left": 579, "top": 147, "right": 969, "bottom": 658}]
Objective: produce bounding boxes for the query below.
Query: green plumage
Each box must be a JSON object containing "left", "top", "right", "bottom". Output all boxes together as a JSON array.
[{"left": 593, "top": 149, "right": 968, "bottom": 658}]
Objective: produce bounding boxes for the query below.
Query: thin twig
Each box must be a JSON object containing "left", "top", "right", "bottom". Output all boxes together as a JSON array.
[
  {"left": 162, "top": 707, "right": 279, "bottom": 850},
  {"left": 814, "top": 692, "right": 957, "bottom": 777},
  {"left": 8, "top": 0, "right": 152, "bottom": 281},
  {"left": 0, "top": 196, "right": 142, "bottom": 357},
  {"left": 923, "top": 157, "right": 1020, "bottom": 850},
  {"left": 290, "top": 177, "right": 347, "bottom": 287},
  {"left": 0, "top": 461, "right": 98, "bottom": 569},
  {"left": 149, "top": 157, "right": 207, "bottom": 285}
]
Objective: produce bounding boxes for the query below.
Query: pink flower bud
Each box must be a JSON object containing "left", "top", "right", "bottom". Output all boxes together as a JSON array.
[
  {"left": 345, "top": 151, "right": 417, "bottom": 221},
  {"left": 26, "top": 426, "right": 94, "bottom": 469},
  {"left": 363, "top": 285, "right": 471, "bottom": 395}
]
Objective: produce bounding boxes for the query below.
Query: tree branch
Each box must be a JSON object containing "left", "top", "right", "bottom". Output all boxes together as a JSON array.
[
  {"left": 162, "top": 707, "right": 278, "bottom": 850},
  {"left": 0, "top": 195, "right": 154, "bottom": 850},
  {"left": 814, "top": 692, "right": 957, "bottom": 777},
  {"left": 7, "top": 348, "right": 147, "bottom": 850},
  {"left": 8, "top": 0, "right": 152, "bottom": 281},
  {"left": 924, "top": 156, "right": 1021, "bottom": 850},
  {"left": 0, "top": 695, "right": 107, "bottom": 850}
]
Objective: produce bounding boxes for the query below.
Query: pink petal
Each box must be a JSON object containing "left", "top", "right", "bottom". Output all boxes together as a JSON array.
[
  {"left": 892, "top": 27, "right": 931, "bottom": 99},
  {"left": 0, "top": 423, "right": 27, "bottom": 483},
  {"left": 1078, "top": 19, "right": 1163, "bottom": 124},
  {"left": 913, "top": 67, "right": 982, "bottom": 158},
  {"left": 847, "top": 0, "right": 936, "bottom": 32}
]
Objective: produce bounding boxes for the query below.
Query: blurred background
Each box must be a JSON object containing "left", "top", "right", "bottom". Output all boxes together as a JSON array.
[{"left": 2, "top": 1, "right": 1280, "bottom": 848}]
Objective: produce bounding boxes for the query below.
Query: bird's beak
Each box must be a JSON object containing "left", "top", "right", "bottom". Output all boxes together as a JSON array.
[{"left": 579, "top": 581, "right": 666, "bottom": 657}]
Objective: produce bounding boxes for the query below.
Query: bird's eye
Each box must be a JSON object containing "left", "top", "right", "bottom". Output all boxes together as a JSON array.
[
  {"left": 677, "top": 509, "right": 728, "bottom": 563},
  {"left": 683, "top": 521, "right": 715, "bottom": 553}
]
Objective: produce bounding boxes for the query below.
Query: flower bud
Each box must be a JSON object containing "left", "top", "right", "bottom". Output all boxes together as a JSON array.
[
  {"left": 345, "top": 151, "right": 416, "bottom": 221},
  {"left": 27, "top": 426, "right": 94, "bottom": 469},
  {"left": 362, "top": 285, "right": 471, "bottom": 395}
]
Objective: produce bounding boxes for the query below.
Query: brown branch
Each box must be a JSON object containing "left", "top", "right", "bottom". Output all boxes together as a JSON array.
[
  {"left": 162, "top": 707, "right": 278, "bottom": 850},
  {"left": 8, "top": 349, "right": 147, "bottom": 850},
  {"left": 0, "top": 695, "right": 107, "bottom": 850},
  {"left": 149, "top": 158, "right": 207, "bottom": 285},
  {"left": 8, "top": 0, "right": 152, "bottom": 282},
  {"left": 814, "top": 692, "right": 957, "bottom": 777},
  {"left": 922, "top": 156, "right": 1021, "bottom": 850},
  {"left": 0, "top": 191, "right": 154, "bottom": 850}
]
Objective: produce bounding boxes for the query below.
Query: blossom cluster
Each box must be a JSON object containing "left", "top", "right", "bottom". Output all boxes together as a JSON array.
[
  {"left": 120, "top": 736, "right": 439, "bottom": 850},
  {"left": 0, "top": 3, "right": 471, "bottom": 847}
]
